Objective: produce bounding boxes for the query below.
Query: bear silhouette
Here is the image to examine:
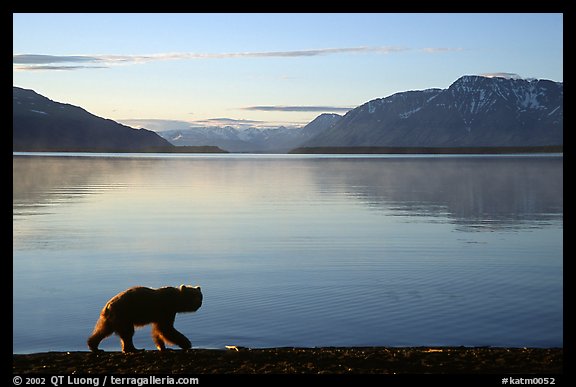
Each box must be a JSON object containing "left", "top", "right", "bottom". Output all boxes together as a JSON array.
[{"left": 87, "top": 285, "right": 202, "bottom": 352}]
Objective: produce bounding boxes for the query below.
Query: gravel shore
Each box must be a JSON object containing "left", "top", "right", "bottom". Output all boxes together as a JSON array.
[{"left": 13, "top": 347, "right": 562, "bottom": 374}]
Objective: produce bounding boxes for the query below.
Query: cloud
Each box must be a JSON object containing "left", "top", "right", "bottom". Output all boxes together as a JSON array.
[
  {"left": 13, "top": 47, "right": 408, "bottom": 64},
  {"left": 13, "top": 46, "right": 462, "bottom": 71},
  {"left": 13, "top": 54, "right": 103, "bottom": 64},
  {"left": 119, "top": 117, "right": 306, "bottom": 131},
  {"left": 117, "top": 119, "right": 195, "bottom": 131},
  {"left": 242, "top": 105, "right": 353, "bottom": 112},
  {"left": 119, "top": 117, "right": 267, "bottom": 131},
  {"left": 420, "top": 47, "right": 465, "bottom": 53},
  {"left": 479, "top": 72, "right": 523, "bottom": 79},
  {"left": 13, "top": 65, "right": 109, "bottom": 71},
  {"left": 236, "top": 46, "right": 410, "bottom": 57},
  {"left": 193, "top": 117, "right": 267, "bottom": 128}
]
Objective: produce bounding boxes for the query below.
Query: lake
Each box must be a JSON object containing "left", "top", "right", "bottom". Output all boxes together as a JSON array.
[{"left": 12, "top": 153, "right": 563, "bottom": 353}]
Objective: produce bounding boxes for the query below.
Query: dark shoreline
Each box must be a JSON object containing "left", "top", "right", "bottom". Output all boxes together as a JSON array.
[
  {"left": 289, "top": 145, "right": 563, "bottom": 154},
  {"left": 13, "top": 347, "right": 563, "bottom": 374},
  {"left": 12, "top": 146, "right": 229, "bottom": 154},
  {"left": 13, "top": 145, "right": 563, "bottom": 155}
]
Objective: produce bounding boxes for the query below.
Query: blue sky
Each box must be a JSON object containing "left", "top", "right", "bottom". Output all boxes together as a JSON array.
[{"left": 13, "top": 13, "right": 563, "bottom": 131}]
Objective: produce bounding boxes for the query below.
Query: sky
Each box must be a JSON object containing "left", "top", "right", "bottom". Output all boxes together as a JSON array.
[{"left": 13, "top": 13, "right": 563, "bottom": 131}]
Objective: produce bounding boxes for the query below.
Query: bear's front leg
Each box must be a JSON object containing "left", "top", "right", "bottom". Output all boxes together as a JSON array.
[
  {"left": 151, "top": 324, "right": 167, "bottom": 351},
  {"left": 154, "top": 322, "right": 191, "bottom": 350}
]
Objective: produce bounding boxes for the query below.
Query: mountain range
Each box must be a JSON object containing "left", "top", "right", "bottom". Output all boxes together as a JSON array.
[
  {"left": 301, "top": 75, "right": 563, "bottom": 149},
  {"left": 13, "top": 75, "right": 562, "bottom": 153},
  {"left": 158, "top": 113, "right": 341, "bottom": 152},
  {"left": 13, "top": 87, "right": 173, "bottom": 151}
]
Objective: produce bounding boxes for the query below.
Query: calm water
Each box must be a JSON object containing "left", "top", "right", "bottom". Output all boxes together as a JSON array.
[{"left": 13, "top": 153, "right": 563, "bottom": 353}]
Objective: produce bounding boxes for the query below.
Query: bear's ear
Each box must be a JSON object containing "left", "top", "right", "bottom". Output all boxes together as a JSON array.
[{"left": 179, "top": 284, "right": 201, "bottom": 292}]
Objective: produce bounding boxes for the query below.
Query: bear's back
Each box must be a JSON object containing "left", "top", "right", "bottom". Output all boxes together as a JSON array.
[{"left": 103, "top": 286, "right": 180, "bottom": 324}]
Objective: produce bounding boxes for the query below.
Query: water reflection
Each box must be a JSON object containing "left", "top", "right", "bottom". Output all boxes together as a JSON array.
[
  {"left": 14, "top": 156, "right": 128, "bottom": 215},
  {"left": 12, "top": 154, "right": 563, "bottom": 352},
  {"left": 13, "top": 154, "right": 563, "bottom": 231},
  {"left": 305, "top": 157, "right": 563, "bottom": 231}
]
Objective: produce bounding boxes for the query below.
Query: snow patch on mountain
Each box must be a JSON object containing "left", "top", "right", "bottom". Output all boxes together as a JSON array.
[
  {"left": 159, "top": 113, "right": 342, "bottom": 152},
  {"left": 302, "top": 75, "right": 562, "bottom": 148}
]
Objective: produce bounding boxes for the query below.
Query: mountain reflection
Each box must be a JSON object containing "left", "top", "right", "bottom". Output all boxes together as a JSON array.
[
  {"left": 307, "top": 156, "right": 563, "bottom": 231},
  {"left": 13, "top": 156, "right": 133, "bottom": 214},
  {"left": 13, "top": 154, "right": 563, "bottom": 231}
]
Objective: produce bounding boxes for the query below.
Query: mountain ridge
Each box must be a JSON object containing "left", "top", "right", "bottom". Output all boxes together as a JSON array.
[
  {"left": 13, "top": 86, "right": 174, "bottom": 152},
  {"left": 159, "top": 113, "right": 342, "bottom": 152},
  {"left": 302, "top": 75, "right": 562, "bottom": 149},
  {"left": 13, "top": 75, "right": 562, "bottom": 153}
]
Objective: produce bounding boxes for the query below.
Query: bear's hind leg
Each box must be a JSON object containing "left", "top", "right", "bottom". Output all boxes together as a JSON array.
[
  {"left": 87, "top": 318, "right": 114, "bottom": 352},
  {"left": 154, "top": 322, "right": 191, "bottom": 350}
]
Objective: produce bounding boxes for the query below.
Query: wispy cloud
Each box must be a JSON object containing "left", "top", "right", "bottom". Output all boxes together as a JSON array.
[
  {"left": 195, "top": 117, "right": 266, "bottom": 127},
  {"left": 479, "top": 72, "right": 522, "bottom": 79},
  {"left": 119, "top": 117, "right": 306, "bottom": 131},
  {"left": 13, "top": 65, "right": 109, "bottom": 71},
  {"left": 242, "top": 105, "right": 353, "bottom": 112},
  {"left": 420, "top": 47, "right": 465, "bottom": 53},
  {"left": 13, "top": 46, "right": 463, "bottom": 71},
  {"left": 118, "top": 119, "right": 196, "bottom": 131},
  {"left": 13, "top": 54, "right": 103, "bottom": 64}
]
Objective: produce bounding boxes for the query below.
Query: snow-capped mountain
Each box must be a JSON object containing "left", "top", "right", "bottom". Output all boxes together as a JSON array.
[
  {"left": 302, "top": 75, "right": 563, "bottom": 148},
  {"left": 160, "top": 113, "right": 341, "bottom": 152}
]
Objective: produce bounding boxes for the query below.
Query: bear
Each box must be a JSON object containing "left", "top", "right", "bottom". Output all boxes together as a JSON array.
[{"left": 87, "top": 285, "right": 202, "bottom": 353}]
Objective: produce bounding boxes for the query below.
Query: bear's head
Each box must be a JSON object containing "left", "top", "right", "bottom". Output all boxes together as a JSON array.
[{"left": 178, "top": 284, "right": 203, "bottom": 312}]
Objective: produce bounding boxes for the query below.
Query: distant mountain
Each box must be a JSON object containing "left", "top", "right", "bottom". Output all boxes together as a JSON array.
[
  {"left": 301, "top": 76, "right": 563, "bottom": 149},
  {"left": 159, "top": 113, "right": 341, "bottom": 152},
  {"left": 13, "top": 87, "right": 173, "bottom": 151}
]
